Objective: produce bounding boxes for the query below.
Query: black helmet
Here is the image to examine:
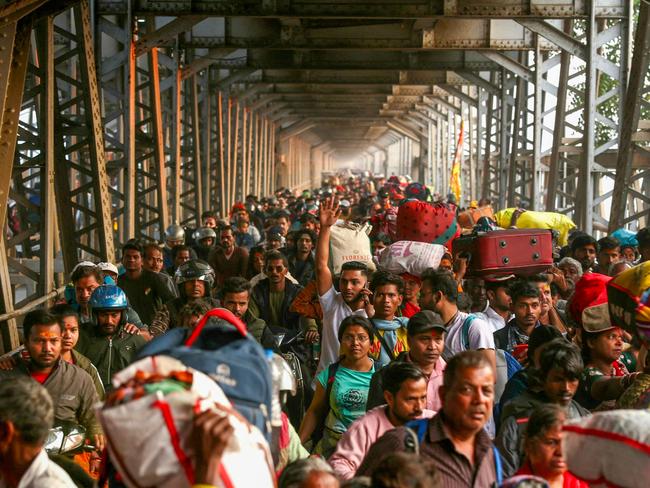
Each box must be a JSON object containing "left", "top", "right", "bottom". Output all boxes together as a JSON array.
[{"left": 175, "top": 260, "right": 215, "bottom": 288}]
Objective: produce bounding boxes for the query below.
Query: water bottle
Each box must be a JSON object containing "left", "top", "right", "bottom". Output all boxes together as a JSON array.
[{"left": 312, "top": 341, "right": 321, "bottom": 363}]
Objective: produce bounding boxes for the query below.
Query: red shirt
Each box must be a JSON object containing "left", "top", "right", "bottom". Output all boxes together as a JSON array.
[
  {"left": 401, "top": 301, "right": 421, "bottom": 318},
  {"left": 30, "top": 371, "right": 51, "bottom": 384},
  {"left": 516, "top": 462, "right": 589, "bottom": 488}
]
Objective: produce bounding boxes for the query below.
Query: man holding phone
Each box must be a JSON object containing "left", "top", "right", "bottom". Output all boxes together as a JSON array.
[
  {"left": 494, "top": 281, "right": 543, "bottom": 364},
  {"left": 314, "top": 198, "right": 374, "bottom": 376}
]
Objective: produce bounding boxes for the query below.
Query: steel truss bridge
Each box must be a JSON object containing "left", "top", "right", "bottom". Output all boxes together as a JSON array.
[{"left": 0, "top": 0, "right": 648, "bottom": 351}]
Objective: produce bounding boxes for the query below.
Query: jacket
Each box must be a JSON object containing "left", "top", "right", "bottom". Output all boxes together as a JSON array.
[
  {"left": 496, "top": 390, "right": 590, "bottom": 477},
  {"left": 76, "top": 323, "right": 147, "bottom": 389},
  {"left": 242, "top": 309, "right": 267, "bottom": 345},
  {"left": 250, "top": 278, "right": 303, "bottom": 331},
  {"left": 287, "top": 252, "right": 315, "bottom": 287},
  {"left": 71, "top": 350, "right": 105, "bottom": 400},
  {"left": 0, "top": 359, "right": 102, "bottom": 437}
]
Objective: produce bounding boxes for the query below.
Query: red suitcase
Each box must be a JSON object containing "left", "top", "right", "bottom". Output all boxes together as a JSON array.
[{"left": 452, "top": 229, "right": 553, "bottom": 277}]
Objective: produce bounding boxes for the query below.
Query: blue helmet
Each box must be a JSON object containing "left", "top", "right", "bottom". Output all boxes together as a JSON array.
[{"left": 89, "top": 285, "right": 128, "bottom": 310}]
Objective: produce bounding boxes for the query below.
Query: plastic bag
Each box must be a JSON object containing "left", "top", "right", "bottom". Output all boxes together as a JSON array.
[
  {"left": 378, "top": 241, "right": 446, "bottom": 276},
  {"left": 494, "top": 208, "right": 575, "bottom": 246}
]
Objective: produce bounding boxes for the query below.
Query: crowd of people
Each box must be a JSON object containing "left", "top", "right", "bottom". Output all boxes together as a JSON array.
[{"left": 1, "top": 172, "right": 649, "bottom": 488}]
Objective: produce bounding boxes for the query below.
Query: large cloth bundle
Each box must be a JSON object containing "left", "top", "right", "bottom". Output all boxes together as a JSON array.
[
  {"left": 369, "top": 207, "right": 398, "bottom": 241},
  {"left": 611, "top": 228, "right": 639, "bottom": 247},
  {"left": 329, "top": 221, "right": 376, "bottom": 274},
  {"left": 457, "top": 206, "right": 495, "bottom": 230},
  {"left": 494, "top": 208, "right": 576, "bottom": 246},
  {"left": 98, "top": 355, "right": 275, "bottom": 488},
  {"left": 137, "top": 308, "right": 273, "bottom": 441},
  {"left": 563, "top": 410, "right": 650, "bottom": 487},
  {"left": 607, "top": 261, "right": 650, "bottom": 344},
  {"left": 396, "top": 200, "right": 459, "bottom": 249},
  {"left": 377, "top": 241, "right": 446, "bottom": 276}
]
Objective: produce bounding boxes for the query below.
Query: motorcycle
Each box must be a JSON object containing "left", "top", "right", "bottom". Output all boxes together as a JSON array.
[
  {"left": 45, "top": 422, "right": 90, "bottom": 455},
  {"left": 263, "top": 326, "right": 314, "bottom": 429}
]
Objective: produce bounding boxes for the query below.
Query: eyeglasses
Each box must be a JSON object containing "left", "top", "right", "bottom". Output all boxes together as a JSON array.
[{"left": 341, "top": 334, "right": 370, "bottom": 344}]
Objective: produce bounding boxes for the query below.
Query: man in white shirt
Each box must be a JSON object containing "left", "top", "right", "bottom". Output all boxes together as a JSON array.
[
  {"left": 481, "top": 275, "right": 514, "bottom": 333},
  {"left": 420, "top": 269, "right": 496, "bottom": 371},
  {"left": 315, "top": 198, "right": 373, "bottom": 375},
  {"left": 0, "top": 377, "right": 75, "bottom": 488}
]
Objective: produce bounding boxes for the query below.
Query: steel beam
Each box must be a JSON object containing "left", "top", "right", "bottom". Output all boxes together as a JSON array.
[
  {"left": 135, "top": 15, "right": 207, "bottom": 56},
  {"left": 609, "top": 1, "right": 650, "bottom": 230}
]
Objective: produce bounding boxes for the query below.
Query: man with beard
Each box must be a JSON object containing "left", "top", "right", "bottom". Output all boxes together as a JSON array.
[
  {"left": 419, "top": 269, "right": 495, "bottom": 371},
  {"left": 481, "top": 275, "right": 514, "bottom": 333},
  {"left": 249, "top": 251, "right": 303, "bottom": 334},
  {"left": 220, "top": 277, "right": 267, "bottom": 344},
  {"left": 0, "top": 310, "right": 104, "bottom": 455},
  {"left": 208, "top": 225, "right": 249, "bottom": 291},
  {"left": 75, "top": 285, "right": 147, "bottom": 390},
  {"left": 288, "top": 229, "right": 316, "bottom": 287},
  {"left": 496, "top": 339, "right": 589, "bottom": 477},
  {"left": 118, "top": 242, "right": 176, "bottom": 327},
  {"left": 571, "top": 234, "right": 598, "bottom": 273},
  {"left": 357, "top": 351, "right": 498, "bottom": 486},
  {"left": 494, "top": 282, "right": 542, "bottom": 363},
  {"left": 329, "top": 362, "right": 433, "bottom": 480},
  {"left": 142, "top": 243, "right": 177, "bottom": 297},
  {"left": 315, "top": 198, "right": 372, "bottom": 376}
]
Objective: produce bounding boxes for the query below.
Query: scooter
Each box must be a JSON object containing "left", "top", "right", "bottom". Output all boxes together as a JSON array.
[{"left": 45, "top": 422, "right": 90, "bottom": 455}]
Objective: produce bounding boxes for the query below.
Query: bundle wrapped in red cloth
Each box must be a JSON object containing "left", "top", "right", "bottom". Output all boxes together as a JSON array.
[{"left": 396, "top": 200, "right": 459, "bottom": 249}]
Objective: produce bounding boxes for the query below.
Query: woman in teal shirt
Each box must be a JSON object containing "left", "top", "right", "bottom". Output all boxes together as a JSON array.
[{"left": 299, "top": 316, "right": 375, "bottom": 458}]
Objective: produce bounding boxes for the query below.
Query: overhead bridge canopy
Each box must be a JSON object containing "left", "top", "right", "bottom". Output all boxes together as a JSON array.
[{"left": 0, "top": 0, "right": 648, "bottom": 350}]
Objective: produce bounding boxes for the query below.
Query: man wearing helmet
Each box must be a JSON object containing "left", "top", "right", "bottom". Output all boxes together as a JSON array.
[
  {"left": 149, "top": 260, "right": 220, "bottom": 337},
  {"left": 192, "top": 227, "right": 217, "bottom": 261},
  {"left": 75, "top": 285, "right": 147, "bottom": 390},
  {"left": 163, "top": 223, "right": 186, "bottom": 269}
]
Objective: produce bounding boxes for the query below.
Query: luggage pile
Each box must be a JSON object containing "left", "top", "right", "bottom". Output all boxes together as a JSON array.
[{"left": 97, "top": 355, "right": 275, "bottom": 488}]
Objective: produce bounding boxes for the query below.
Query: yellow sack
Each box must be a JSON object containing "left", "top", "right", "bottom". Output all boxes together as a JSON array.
[{"left": 494, "top": 208, "right": 576, "bottom": 246}]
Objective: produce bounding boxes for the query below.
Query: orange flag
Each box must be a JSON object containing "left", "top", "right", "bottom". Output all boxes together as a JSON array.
[{"left": 450, "top": 119, "right": 464, "bottom": 203}]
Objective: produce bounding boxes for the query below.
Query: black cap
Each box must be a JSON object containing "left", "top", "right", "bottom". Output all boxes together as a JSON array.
[{"left": 407, "top": 310, "right": 446, "bottom": 336}]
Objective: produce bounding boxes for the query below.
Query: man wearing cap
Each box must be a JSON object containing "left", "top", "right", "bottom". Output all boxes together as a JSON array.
[
  {"left": 481, "top": 275, "right": 514, "bottom": 333},
  {"left": 366, "top": 310, "right": 446, "bottom": 412}
]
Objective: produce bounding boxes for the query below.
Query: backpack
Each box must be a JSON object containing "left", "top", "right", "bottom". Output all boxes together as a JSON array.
[
  {"left": 136, "top": 308, "right": 273, "bottom": 441},
  {"left": 460, "top": 314, "right": 522, "bottom": 417}
]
